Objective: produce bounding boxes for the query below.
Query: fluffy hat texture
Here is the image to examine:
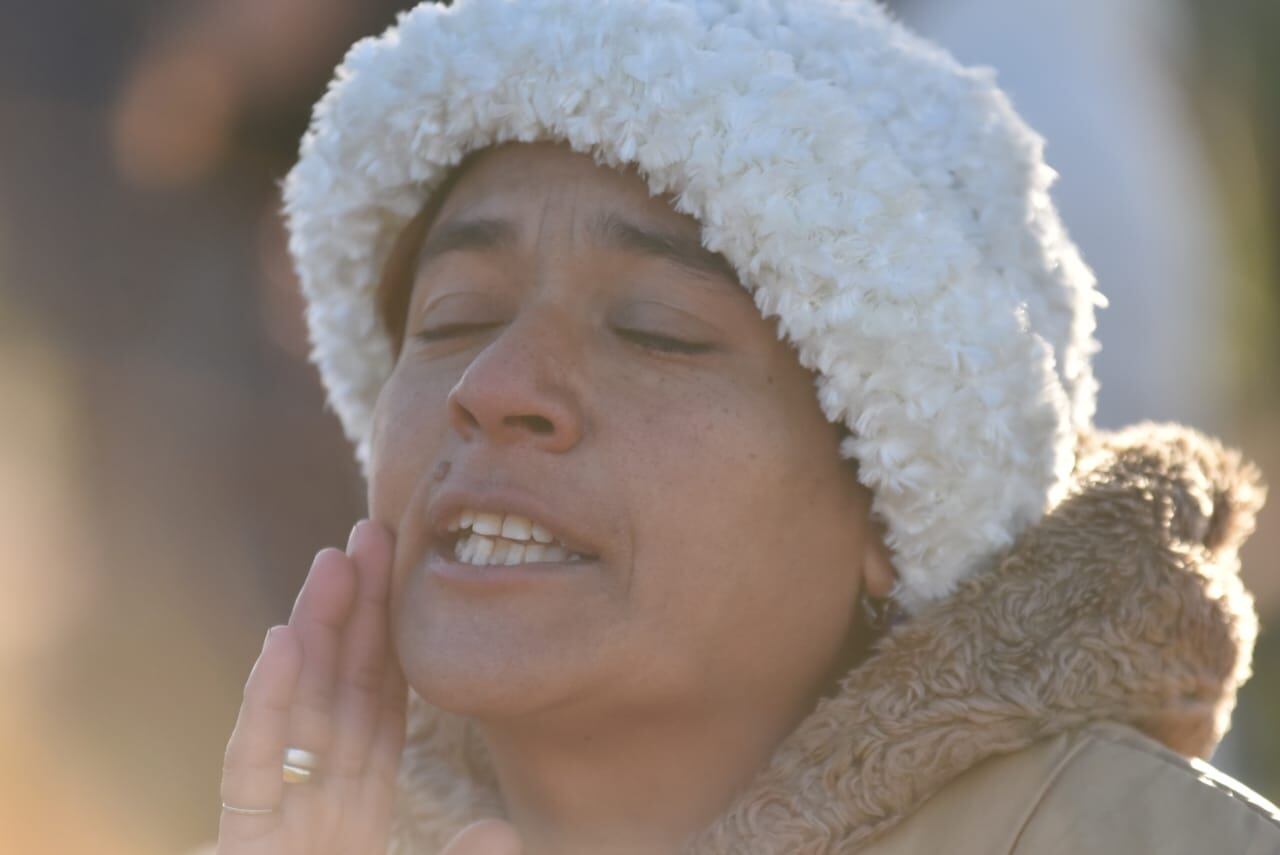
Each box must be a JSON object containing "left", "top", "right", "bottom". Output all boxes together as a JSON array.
[
  {"left": 284, "top": 0, "right": 1105, "bottom": 609},
  {"left": 385, "top": 423, "right": 1268, "bottom": 852}
]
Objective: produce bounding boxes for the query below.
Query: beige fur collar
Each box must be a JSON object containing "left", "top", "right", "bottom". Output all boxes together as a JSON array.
[{"left": 387, "top": 424, "right": 1266, "bottom": 853}]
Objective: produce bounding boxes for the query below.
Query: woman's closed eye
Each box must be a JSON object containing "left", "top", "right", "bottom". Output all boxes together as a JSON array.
[
  {"left": 417, "top": 321, "right": 714, "bottom": 354},
  {"left": 414, "top": 321, "right": 504, "bottom": 343},
  {"left": 613, "top": 326, "right": 715, "bottom": 354},
  {"left": 609, "top": 299, "right": 721, "bottom": 356}
]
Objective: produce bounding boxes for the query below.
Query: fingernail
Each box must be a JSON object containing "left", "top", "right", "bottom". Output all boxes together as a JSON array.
[
  {"left": 263, "top": 625, "right": 283, "bottom": 649},
  {"left": 347, "top": 519, "right": 366, "bottom": 553}
]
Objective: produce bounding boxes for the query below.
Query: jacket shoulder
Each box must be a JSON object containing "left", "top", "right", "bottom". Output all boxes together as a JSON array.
[
  {"left": 1010, "top": 722, "right": 1280, "bottom": 854},
  {"left": 862, "top": 722, "right": 1280, "bottom": 855}
]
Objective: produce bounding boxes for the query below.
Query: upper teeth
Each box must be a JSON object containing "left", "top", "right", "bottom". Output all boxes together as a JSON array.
[{"left": 447, "top": 510, "right": 584, "bottom": 566}]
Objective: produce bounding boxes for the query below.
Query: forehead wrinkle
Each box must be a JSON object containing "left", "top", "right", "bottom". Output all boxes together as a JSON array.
[
  {"left": 532, "top": 180, "right": 585, "bottom": 270},
  {"left": 413, "top": 162, "right": 744, "bottom": 300}
]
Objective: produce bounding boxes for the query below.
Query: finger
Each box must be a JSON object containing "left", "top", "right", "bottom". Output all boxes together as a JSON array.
[
  {"left": 366, "top": 643, "right": 408, "bottom": 793},
  {"left": 357, "top": 662, "right": 409, "bottom": 850},
  {"left": 330, "top": 520, "right": 397, "bottom": 776},
  {"left": 440, "top": 819, "right": 524, "bottom": 855},
  {"left": 286, "top": 546, "right": 356, "bottom": 759},
  {"left": 219, "top": 625, "right": 301, "bottom": 842}
]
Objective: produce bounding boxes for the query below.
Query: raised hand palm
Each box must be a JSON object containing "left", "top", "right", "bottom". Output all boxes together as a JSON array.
[{"left": 217, "top": 520, "right": 407, "bottom": 855}]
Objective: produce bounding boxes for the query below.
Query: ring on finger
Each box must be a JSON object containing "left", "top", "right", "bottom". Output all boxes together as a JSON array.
[
  {"left": 222, "top": 801, "right": 277, "bottom": 816},
  {"left": 282, "top": 746, "right": 321, "bottom": 784}
]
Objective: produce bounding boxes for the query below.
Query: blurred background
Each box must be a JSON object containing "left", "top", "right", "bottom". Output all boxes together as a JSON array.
[{"left": 0, "top": 1, "right": 1276, "bottom": 852}]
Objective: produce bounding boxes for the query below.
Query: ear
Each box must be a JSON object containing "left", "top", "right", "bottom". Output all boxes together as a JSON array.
[{"left": 861, "top": 514, "right": 897, "bottom": 599}]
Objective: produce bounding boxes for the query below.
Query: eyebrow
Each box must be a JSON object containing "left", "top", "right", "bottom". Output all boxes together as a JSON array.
[
  {"left": 413, "top": 211, "right": 741, "bottom": 289},
  {"left": 588, "top": 211, "right": 740, "bottom": 286},
  {"left": 414, "top": 217, "right": 518, "bottom": 270}
]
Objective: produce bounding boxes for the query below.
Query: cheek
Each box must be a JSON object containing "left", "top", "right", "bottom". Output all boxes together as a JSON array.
[
  {"left": 610, "top": 370, "right": 862, "bottom": 688},
  {"left": 367, "top": 368, "right": 451, "bottom": 529}
]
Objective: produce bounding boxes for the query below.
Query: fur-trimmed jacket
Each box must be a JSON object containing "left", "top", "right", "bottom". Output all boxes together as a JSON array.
[{"left": 388, "top": 424, "right": 1280, "bottom": 853}]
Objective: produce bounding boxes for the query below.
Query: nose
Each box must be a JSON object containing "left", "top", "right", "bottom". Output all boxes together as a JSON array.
[{"left": 446, "top": 311, "right": 584, "bottom": 453}]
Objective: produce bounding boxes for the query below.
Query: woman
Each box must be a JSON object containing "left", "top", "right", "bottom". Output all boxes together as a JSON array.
[{"left": 217, "top": 1, "right": 1280, "bottom": 852}]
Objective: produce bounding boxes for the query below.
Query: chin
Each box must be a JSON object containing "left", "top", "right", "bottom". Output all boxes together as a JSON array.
[
  {"left": 414, "top": 660, "right": 551, "bottom": 719},
  {"left": 392, "top": 562, "right": 625, "bottom": 719},
  {"left": 395, "top": 616, "right": 593, "bottom": 721}
]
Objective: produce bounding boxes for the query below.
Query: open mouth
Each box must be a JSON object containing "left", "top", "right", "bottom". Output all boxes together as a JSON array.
[{"left": 443, "top": 510, "right": 598, "bottom": 567}]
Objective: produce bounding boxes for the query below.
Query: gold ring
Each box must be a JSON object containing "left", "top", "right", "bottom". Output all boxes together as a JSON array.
[{"left": 282, "top": 746, "right": 321, "bottom": 784}]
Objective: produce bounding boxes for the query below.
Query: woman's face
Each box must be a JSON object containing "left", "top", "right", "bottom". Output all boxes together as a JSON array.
[{"left": 369, "top": 142, "right": 888, "bottom": 724}]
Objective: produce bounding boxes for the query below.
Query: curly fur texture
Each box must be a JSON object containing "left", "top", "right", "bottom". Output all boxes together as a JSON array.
[
  {"left": 386, "top": 424, "right": 1266, "bottom": 853},
  {"left": 284, "top": 0, "right": 1105, "bottom": 610}
]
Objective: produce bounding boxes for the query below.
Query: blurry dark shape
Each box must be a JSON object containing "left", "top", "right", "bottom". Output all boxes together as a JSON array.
[
  {"left": 109, "top": 1, "right": 363, "bottom": 189},
  {"left": 257, "top": 196, "right": 311, "bottom": 360},
  {"left": 0, "top": 0, "right": 141, "bottom": 105},
  {"left": 111, "top": 35, "right": 238, "bottom": 189},
  {"left": 1182, "top": 0, "right": 1280, "bottom": 409}
]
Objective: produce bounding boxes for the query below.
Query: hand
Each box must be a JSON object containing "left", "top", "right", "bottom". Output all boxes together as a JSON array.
[{"left": 217, "top": 520, "right": 407, "bottom": 855}]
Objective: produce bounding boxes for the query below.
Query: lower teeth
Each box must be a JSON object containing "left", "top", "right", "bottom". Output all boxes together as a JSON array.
[{"left": 453, "top": 533, "right": 574, "bottom": 566}]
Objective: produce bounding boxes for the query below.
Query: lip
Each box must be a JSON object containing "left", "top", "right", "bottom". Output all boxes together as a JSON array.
[{"left": 425, "top": 483, "right": 605, "bottom": 563}]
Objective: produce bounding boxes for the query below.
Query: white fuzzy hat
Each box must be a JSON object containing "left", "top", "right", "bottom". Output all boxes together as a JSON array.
[{"left": 284, "top": 0, "right": 1104, "bottom": 612}]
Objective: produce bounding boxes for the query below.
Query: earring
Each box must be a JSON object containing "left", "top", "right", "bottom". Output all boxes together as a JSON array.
[{"left": 859, "top": 592, "right": 899, "bottom": 634}]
